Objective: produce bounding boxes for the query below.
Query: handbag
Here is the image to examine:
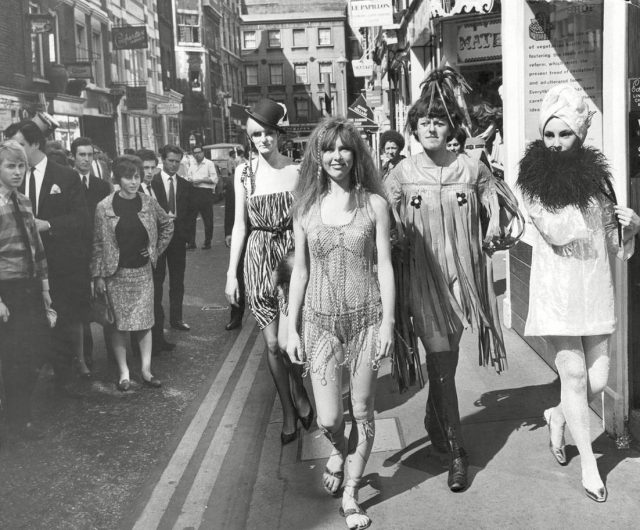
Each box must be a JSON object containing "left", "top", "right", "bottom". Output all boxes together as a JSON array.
[
  {"left": 90, "top": 291, "right": 115, "bottom": 327},
  {"left": 482, "top": 174, "right": 525, "bottom": 255}
]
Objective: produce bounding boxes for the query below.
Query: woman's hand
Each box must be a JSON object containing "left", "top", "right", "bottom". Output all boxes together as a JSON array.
[
  {"left": 286, "top": 331, "right": 306, "bottom": 365},
  {"left": 615, "top": 206, "right": 640, "bottom": 237},
  {"left": 375, "top": 320, "right": 395, "bottom": 365},
  {"left": 140, "top": 247, "right": 150, "bottom": 258},
  {"left": 0, "top": 301, "right": 10, "bottom": 323},
  {"left": 94, "top": 277, "right": 106, "bottom": 296},
  {"left": 225, "top": 276, "right": 239, "bottom": 307}
]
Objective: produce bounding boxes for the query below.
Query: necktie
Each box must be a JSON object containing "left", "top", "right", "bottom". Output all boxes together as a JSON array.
[
  {"left": 82, "top": 175, "right": 88, "bottom": 188},
  {"left": 9, "top": 192, "right": 35, "bottom": 278},
  {"left": 28, "top": 167, "right": 37, "bottom": 216},
  {"left": 168, "top": 177, "right": 176, "bottom": 214},
  {"left": 146, "top": 184, "right": 152, "bottom": 196}
]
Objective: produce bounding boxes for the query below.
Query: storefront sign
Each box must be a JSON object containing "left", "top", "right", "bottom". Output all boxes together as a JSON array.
[
  {"left": 51, "top": 99, "right": 84, "bottom": 116},
  {"left": 112, "top": 26, "right": 148, "bottom": 50},
  {"left": 28, "top": 14, "right": 54, "bottom": 34},
  {"left": 348, "top": 95, "right": 377, "bottom": 129},
  {"left": 457, "top": 19, "right": 501, "bottom": 64},
  {"left": 348, "top": 0, "right": 393, "bottom": 28},
  {"left": 431, "top": 0, "right": 496, "bottom": 17},
  {"left": 630, "top": 78, "right": 640, "bottom": 112},
  {"left": 156, "top": 102, "right": 183, "bottom": 115},
  {"left": 96, "top": 94, "right": 114, "bottom": 116},
  {"left": 126, "top": 86, "right": 148, "bottom": 110},
  {"left": 524, "top": 1, "right": 603, "bottom": 148},
  {"left": 352, "top": 59, "right": 374, "bottom": 78},
  {"left": 66, "top": 62, "right": 93, "bottom": 79}
]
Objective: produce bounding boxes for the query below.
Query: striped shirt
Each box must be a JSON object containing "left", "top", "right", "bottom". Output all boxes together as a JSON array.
[{"left": 0, "top": 188, "right": 48, "bottom": 281}]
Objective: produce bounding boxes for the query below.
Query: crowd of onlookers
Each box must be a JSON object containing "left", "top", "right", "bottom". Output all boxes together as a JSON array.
[{"left": 0, "top": 118, "right": 246, "bottom": 442}]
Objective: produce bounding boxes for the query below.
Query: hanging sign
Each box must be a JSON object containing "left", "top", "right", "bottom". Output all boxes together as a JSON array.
[
  {"left": 348, "top": 0, "right": 393, "bottom": 28},
  {"left": 352, "top": 59, "right": 374, "bottom": 78},
  {"left": 156, "top": 102, "right": 183, "bottom": 115},
  {"left": 112, "top": 26, "right": 148, "bottom": 50},
  {"left": 630, "top": 78, "right": 640, "bottom": 112},
  {"left": 126, "top": 86, "right": 148, "bottom": 110},
  {"left": 66, "top": 62, "right": 93, "bottom": 79},
  {"left": 347, "top": 95, "right": 377, "bottom": 129},
  {"left": 28, "top": 14, "right": 54, "bottom": 34}
]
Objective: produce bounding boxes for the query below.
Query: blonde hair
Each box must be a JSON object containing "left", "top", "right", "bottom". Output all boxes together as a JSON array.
[{"left": 0, "top": 139, "right": 28, "bottom": 165}]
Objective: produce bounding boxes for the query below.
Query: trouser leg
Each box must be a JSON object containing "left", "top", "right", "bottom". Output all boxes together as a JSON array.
[
  {"left": 167, "top": 240, "right": 186, "bottom": 323},
  {"left": 199, "top": 190, "right": 214, "bottom": 245},
  {"left": 152, "top": 252, "right": 167, "bottom": 343}
]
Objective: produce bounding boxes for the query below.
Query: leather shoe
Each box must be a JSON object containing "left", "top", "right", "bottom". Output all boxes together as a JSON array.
[
  {"left": 186, "top": 243, "right": 197, "bottom": 250},
  {"left": 448, "top": 449, "right": 468, "bottom": 492},
  {"left": 225, "top": 316, "right": 243, "bottom": 331},
  {"left": 142, "top": 376, "right": 162, "bottom": 388},
  {"left": 117, "top": 379, "right": 131, "bottom": 392},
  {"left": 583, "top": 482, "right": 607, "bottom": 503},
  {"left": 171, "top": 320, "right": 190, "bottom": 331},
  {"left": 202, "top": 243, "right": 211, "bottom": 249},
  {"left": 158, "top": 339, "right": 176, "bottom": 351}
]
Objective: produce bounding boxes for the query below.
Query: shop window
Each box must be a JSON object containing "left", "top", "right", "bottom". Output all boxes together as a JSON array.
[
  {"left": 295, "top": 98, "right": 308, "bottom": 121},
  {"left": 243, "top": 30, "right": 256, "bottom": 49},
  {"left": 269, "top": 64, "right": 283, "bottom": 85},
  {"left": 267, "top": 30, "right": 281, "bottom": 48},
  {"left": 177, "top": 12, "right": 200, "bottom": 43},
  {"left": 318, "top": 28, "right": 332, "bottom": 46},
  {"left": 29, "top": 3, "right": 45, "bottom": 78},
  {"left": 294, "top": 64, "right": 308, "bottom": 84},
  {"left": 292, "top": 29, "right": 306, "bottom": 48},
  {"left": 52, "top": 115, "right": 81, "bottom": 151},
  {"left": 245, "top": 64, "right": 258, "bottom": 86},
  {"left": 319, "top": 62, "right": 333, "bottom": 83}
]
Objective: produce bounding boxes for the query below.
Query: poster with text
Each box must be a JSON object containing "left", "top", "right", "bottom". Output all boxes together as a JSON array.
[{"left": 524, "top": 1, "right": 603, "bottom": 149}]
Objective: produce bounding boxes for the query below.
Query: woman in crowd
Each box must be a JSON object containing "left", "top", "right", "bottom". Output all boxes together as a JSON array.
[
  {"left": 225, "top": 99, "right": 313, "bottom": 444},
  {"left": 517, "top": 84, "right": 640, "bottom": 502},
  {"left": 446, "top": 128, "right": 467, "bottom": 154},
  {"left": 286, "top": 118, "right": 394, "bottom": 530},
  {"left": 379, "top": 130, "right": 405, "bottom": 180},
  {"left": 385, "top": 66, "right": 505, "bottom": 492},
  {"left": 91, "top": 155, "right": 173, "bottom": 391}
]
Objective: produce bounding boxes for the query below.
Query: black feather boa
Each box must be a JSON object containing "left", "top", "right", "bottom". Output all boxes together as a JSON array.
[{"left": 517, "top": 140, "right": 613, "bottom": 211}]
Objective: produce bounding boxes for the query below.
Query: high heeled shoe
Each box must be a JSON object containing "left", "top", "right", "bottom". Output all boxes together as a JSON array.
[
  {"left": 583, "top": 481, "right": 607, "bottom": 503},
  {"left": 281, "top": 429, "right": 298, "bottom": 445},
  {"left": 543, "top": 408, "right": 567, "bottom": 466},
  {"left": 299, "top": 404, "right": 315, "bottom": 431}
]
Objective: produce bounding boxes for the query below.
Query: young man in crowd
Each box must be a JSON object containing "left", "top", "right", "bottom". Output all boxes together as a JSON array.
[{"left": 186, "top": 144, "right": 218, "bottom": 250}]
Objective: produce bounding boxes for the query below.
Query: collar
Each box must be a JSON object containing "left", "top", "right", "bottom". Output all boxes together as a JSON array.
[
  {"left": 161, "top": 170, "right": 177, "bottom": 183},
  {"left": 32, "top": 155, "right": 48, "bottom": 176},
  {"left": 0, "top": 185, "right": 13, "bottom": 200}
]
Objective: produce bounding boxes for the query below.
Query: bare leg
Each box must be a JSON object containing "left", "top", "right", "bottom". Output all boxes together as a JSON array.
[
  {"left": 135, "top": 329, "right": 154, "bottom": 380},
  {"left": 549, "top": 335, "right": 603, "bottom": 491},
  {"left": 111, "top": 329, "right": 130, "bottom": 383},
  {"left": 262, "top": 319, "right": 298, "bottom": 436}
]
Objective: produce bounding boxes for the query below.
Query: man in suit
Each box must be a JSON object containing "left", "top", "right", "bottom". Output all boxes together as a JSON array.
[
  {"left": 71, "top": 137, "right": 111, "bottom": 375},
  {"left": 151, "top": 144, "right": 191, "bottom": 353},
  {"left": 6, "top": 121, "right": 90, "bottom": 395}
]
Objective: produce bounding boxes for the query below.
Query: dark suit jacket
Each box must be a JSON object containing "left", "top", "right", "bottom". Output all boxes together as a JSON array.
[
  {"left": 151, "top": 172, "right": 191, "bottom": 242},
  {"left": 19, "top": 158, "right": 90, "bottom": 277},
  {"left": 85, "top": 174, "right": 112, "bottom": 218}
]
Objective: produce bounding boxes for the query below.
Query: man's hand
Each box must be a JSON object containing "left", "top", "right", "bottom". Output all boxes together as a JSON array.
[
  {"left": 225, "top": 235, "right": 232, "bottom": 248},
  {"left": 0, "top": 301, "right": 9, "bottom": 323},
  {"left": 35, "top": 219, "right": 50, "bottom": 232}
]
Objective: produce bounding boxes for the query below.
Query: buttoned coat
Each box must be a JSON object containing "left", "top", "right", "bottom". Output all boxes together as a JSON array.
[{"left": 90, "top": 192, "right": 174, "bottom": 279}]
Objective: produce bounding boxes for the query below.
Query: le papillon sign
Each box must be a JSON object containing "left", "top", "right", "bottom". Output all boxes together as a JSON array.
[{"left": 112, "top": 26, "right": 148, "bottom": 50}]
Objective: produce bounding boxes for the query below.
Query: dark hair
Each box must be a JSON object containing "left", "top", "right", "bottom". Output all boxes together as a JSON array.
[
  {"left": 112, "top": 155, "right": 143, "bottom": 183},
  {"left": 136, "top": 148, "right": 158, "bottom": 165},
  {"left": 5, "top": 121, "right": 46, "bottom": 150},
  {"left": 70, "top": 136, "right": 94, "bottom": 156},
  {"left": 448, "top": 128, "right": 467, "bottom": 149},
  {"left": 406, "top": 98, "right": 462, "bottom": 137},
  {"left": 47, "top": 149, "right": 71, "bottom": 167},
  {"left": 380, "top": 130, "right": 405, "bottom": 152},
  {"left": 161, "top": 144, "right": 184, "bottom": 160},
  {"left": 123, "top": 148, "right": 136, "bottom": 155},
  {"left": 293, "top": 117, "right": 385, "bottom": 220}
]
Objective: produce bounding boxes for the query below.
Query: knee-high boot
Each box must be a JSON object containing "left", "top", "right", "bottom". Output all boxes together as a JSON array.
[{"left": 426, "top": 350, "right": 468, "bottom": 492}]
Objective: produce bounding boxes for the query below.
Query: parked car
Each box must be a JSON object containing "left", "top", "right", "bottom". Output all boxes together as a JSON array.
[{"left": 203, "top": 143, "right": 244, "bottom": 179}]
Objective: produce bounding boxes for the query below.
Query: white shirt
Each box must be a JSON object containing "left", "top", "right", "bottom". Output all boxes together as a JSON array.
[
  {"left": 160, "top": 171, "right": 178, "bottom": 214},
  {"left": 26, "top": 156, "right": 48, "bottom": 215},
  {"left": 141, "top": 182, "right": 156, "bottom": 199},
  {"left": 187, "top": 157, "right": 219, "bottom": 190}
]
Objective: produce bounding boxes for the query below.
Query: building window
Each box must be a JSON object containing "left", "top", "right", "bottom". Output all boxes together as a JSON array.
[
  {"left": 29, "top": 3, "right": 45, "bottom": 77},
  {"left": 267, "top": 30, "right": 281, "bottom": 48},
  {"left": 76, "top": 24, "right": 88, "bottom": 61},
  {"left": 243, "top": 30, "right": 256, "bottom": 49},
  {"left": 92, "top": 32, "right": 104, "bottom": 87},
  {"left": 177, "top": 12, "right": 200, "bottom": 43},
  {"left": 292, "top": 29, "right": 306, "bottom": 47},
  {"left": 319, "top": 62, "right": 333, "bottom": 82},
  {"left": 319, "top": 94, "right": 335, "bottom": 116},
  {"left": 245, "top": 64, "right": 258, "bottom": 85},
  {"left": 295, "top": 98, "right": 308, "bottom": 121},
  {"left": 294, "top": 64, "right": 307, "bottom": 84},
  {"left": 318, "top": 28, "right": 332, "bottom": 46},
  {"left": 269, "top": 64, "right": 283, "bottom": 85}
]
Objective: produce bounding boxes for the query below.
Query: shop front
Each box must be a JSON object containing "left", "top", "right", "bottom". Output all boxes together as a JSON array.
[
  {"left": 501, "top": 0, "right": 638, "bottom": 441},
  {"left": 82, "top": 87, "right": 118, "bottom": 159},
  {"left": 50, "top": 95, "right": 85, "bottom": 150}
]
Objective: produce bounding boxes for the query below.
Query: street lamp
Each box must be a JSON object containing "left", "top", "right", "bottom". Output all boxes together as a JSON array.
[
  {"left": 223, "top": 93, "right": 233, "bottom": 142},
  {"left": 336, "top": 55, "right": 348, "bottom": 116}
]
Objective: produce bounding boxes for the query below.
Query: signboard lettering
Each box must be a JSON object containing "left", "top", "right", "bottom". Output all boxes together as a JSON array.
[
  {"left": 28, "top": 14, "right": 54, "bottom": 34},
  {"left": 457, "top": 20, "right": 501, "bottom": 63},
  {"left": 630, "top": 78, "right": 640, "bottom": 112},
  {"left": 352, "top": 59, "right": 374, "bottom": 78},
  {"left": 112, "top": 26, "right": 148, "bottom": 50},
  {"left": 156, "top": 102, "right": 183, "bottom": 115},
  {"left": 66, "top": 62, "right": 93, "bottom": 79},
  {"left": 348, "top": 0, "right": 393, "bottom": 28},
  {"left": 347, "top": 95, "right": 377, "bottom": 129}
]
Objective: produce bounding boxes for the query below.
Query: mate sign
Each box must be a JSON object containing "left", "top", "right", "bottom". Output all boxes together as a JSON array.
[{"left": 112, "top": 26, "right": 148, "bottom": 50}]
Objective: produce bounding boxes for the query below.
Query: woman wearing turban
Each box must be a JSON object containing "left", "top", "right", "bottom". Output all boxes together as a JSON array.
[{"left": 517, "top": 84, "right": 640, "bottom": 502}]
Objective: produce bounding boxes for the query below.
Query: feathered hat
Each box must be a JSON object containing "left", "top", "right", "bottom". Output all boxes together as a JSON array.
[{"left": 419, "top": 66, "right": 473, "bottom": 131}]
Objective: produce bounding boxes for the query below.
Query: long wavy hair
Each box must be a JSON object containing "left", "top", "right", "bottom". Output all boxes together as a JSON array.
[{"left": 292, "top": 118, "right": 384, "bottom": 220}]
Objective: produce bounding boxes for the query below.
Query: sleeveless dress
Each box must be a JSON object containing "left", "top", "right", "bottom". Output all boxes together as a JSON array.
[
  {"left": 242, "top": 166, "right": 295, "bottom": 329},
  {"left": 302, "top": 200, "right": 382, "bottom": 381}
]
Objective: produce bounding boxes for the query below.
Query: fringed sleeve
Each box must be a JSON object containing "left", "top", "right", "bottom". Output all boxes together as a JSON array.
[{"left": 477, "top": 162, "right": 501, "bottom": 243}]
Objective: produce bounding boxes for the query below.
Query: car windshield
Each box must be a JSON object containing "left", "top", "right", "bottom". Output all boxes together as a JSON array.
[{"left": 209, "top": 148, "right": 231, "bottom": 160}]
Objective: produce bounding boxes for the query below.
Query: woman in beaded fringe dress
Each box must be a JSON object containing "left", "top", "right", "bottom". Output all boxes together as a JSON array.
[
  {"left": 287, "top": 118, "right": 395, "bottom": 530},
  {"left": 225, "top": 99, "right": 313, "bottom": 445},
  {"left": 385, "top": 67, "right": 505, "bottom": 493}
]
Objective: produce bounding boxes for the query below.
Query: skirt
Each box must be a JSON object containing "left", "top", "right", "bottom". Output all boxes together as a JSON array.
[{"left": 105, "top": 263, "right": 154, "bottom": 331}]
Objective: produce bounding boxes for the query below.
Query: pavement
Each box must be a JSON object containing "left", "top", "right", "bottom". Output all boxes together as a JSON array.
[{"left": 121, "top": 252, "right": 640, "bottom": 529}]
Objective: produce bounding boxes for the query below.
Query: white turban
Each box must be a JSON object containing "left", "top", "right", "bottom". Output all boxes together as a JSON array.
[{"left": 538, "top": 84, "right": 591, "bottom": 142}]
